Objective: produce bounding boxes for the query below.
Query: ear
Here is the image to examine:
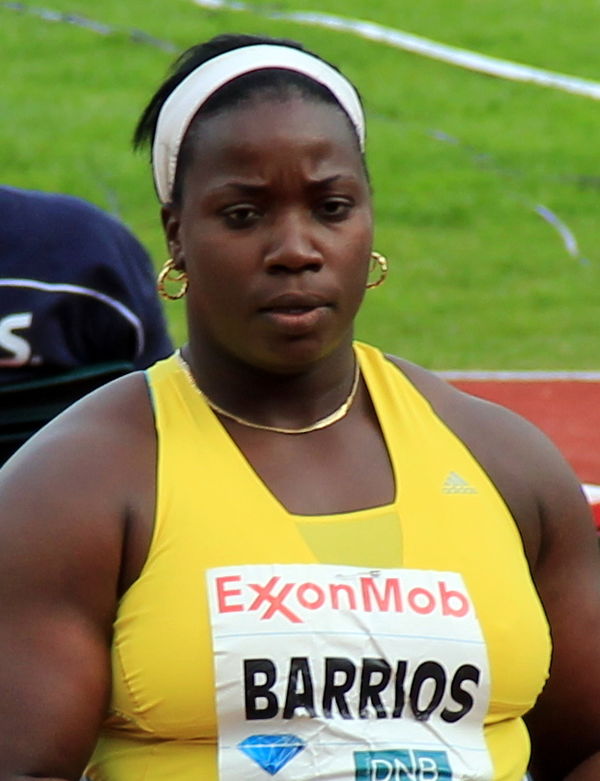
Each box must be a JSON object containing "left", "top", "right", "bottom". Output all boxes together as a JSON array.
[{"left": 161, "top": 205, "right": 185, "bottom": 271}]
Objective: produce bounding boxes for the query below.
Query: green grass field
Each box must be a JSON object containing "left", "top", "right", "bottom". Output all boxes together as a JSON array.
[{"left": 2, "top": 0, "right": 600, "bottom": 368}]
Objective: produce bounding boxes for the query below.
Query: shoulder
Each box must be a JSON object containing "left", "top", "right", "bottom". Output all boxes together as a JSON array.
[
  {"left": 0, "top": 371, "right": 156, "bottom": 588},
  {"left": 383, "top": 353, "right": 593, "bottom": 569},
  {"left": 5, "top": 369, "right": 156, "bottom": 487},
  {"left": 384, "top": 351, "right": 549, "bottom": 450}
]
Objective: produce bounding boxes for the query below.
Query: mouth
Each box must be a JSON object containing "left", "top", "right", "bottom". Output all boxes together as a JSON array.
[
  {"left": 260, "top": 293, "right": 331, "bottom": 313},
  {"left": 266, "top": 305, "right": 325, "bottom": 316},
  {"left": 259, "top": 293, "right": 332, "bottom": 331}
]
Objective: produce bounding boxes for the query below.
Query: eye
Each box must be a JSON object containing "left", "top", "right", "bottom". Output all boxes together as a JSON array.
[
  {"left": 221, "top": 204, "right": 261, "bottom": 229},
  {"left": 317, "top": 198, "right": 354, "bottom": 222}
]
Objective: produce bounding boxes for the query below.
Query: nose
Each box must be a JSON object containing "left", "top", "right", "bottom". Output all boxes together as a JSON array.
[{"left": 263, "top": 210, "right": 323, "bottom": 274}]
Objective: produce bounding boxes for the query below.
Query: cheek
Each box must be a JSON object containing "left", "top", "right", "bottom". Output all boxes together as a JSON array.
[
  {"left": 337, "top": 254, "right": 371, "bottom": 314},
  {"left": 188, "top": 266, "right": 235, "bottom": 308},
  {"left": 181, "top": 232, "right": 224, "bottom": 283},
  {"left": 347, "top": 233, "right": 374, "bottom": 285},
  {"left": 184, "top": 247, "right": 249, "bottom": 323},
  {"left": 349, "top": 209, "right": 374, "bottom": 262}
]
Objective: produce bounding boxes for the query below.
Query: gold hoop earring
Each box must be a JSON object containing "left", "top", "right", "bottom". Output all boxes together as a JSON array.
[
  {"left": 157, "top": 258, "right": 188, "bottom": 300},
  {"left": 366, "top": 251, "right": 388, "bottom": 289}
]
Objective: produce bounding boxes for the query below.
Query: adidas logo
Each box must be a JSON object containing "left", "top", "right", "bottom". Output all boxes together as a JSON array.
[{"left": 442, "top": 471, "right": 478, "bottom": 494}]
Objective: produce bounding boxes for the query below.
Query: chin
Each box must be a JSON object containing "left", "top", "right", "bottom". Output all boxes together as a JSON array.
[{"left": 251, "top": 334, "right": 352, "bottom": 375}]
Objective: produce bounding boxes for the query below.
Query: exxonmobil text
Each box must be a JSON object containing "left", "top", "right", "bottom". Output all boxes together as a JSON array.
[{"left": 215, "top": 573, "right": 471, "bottom": 624}]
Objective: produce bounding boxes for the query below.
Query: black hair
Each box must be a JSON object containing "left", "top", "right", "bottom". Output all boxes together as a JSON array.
[{"left": 133, "top": 33, "right": 366, "bottom": 204}]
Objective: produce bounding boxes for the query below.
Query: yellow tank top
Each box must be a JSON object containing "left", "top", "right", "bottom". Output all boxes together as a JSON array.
[{"left": 86, "top": 342, "right": 550, "bottom": 781}]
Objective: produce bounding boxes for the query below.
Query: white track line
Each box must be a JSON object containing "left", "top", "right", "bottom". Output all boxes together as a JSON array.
[
  {"left": 192, "top": 0, "right": 600, "bottom": 101},
  {"left": 438, "top": 370, "right": 600, "bottom": 381}
]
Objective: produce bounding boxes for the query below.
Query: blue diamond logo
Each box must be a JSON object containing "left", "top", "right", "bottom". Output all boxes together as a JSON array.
[{"left": 238, "top": 734, "right": 306, "bottom": 775}]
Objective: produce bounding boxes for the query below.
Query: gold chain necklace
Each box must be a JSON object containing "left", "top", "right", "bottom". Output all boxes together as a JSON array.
[{"left": 176, "top": 350, "right": 361, "bottom": 435}]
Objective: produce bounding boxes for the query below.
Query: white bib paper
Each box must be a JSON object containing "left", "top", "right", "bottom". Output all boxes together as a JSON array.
[{"left": 207, "top": 564, "right": 493, "bottom": 780}]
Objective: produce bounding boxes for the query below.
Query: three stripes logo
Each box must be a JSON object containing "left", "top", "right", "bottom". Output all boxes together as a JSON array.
[{"left": 442, "top": 471, "right": 478, "bottom": 494}]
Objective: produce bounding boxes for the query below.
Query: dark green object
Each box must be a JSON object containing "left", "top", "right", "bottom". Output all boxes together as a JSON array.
[{"left": 0, "top": 361, "right": 134, "bottom": 465}]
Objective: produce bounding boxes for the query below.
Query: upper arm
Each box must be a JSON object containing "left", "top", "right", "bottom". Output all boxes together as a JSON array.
[
  {"left": 522, "top": 439, "right": 600, "bottom": 779},
  {"left": 448, "top": 393, "right": 600, "bottom": 778},
  {"left": 451, "top": 393, "right": 600, "bottom": 778},
  {"left": 0, "top": 375, "right": 154, "bottom": 779}
]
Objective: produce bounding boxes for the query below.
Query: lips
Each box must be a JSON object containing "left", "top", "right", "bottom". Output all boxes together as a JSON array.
[
  {"left": 259, "top": 292, "right": 332, "bottom": 332},
  {"left": 259, "top": 292, "right": 331, "bottom": 313}
]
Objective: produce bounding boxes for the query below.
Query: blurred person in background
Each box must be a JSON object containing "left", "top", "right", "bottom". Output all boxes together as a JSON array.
[{"left": 0, "top": 185, "right": 173, "bottom": 462}]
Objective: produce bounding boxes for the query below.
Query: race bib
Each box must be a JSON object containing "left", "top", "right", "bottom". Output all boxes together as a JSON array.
[{"left": 207, "top": 564, "right": 493, "bottom": 780}]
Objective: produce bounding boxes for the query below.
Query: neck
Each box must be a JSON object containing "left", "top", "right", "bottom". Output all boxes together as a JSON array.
[{"left": 180, "top": 337, "right": 358, "bottom": 432}]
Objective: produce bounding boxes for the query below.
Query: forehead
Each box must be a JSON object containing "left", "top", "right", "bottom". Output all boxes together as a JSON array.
[{"left": 184, "top": 96, "right": 364, "bottom": 175}]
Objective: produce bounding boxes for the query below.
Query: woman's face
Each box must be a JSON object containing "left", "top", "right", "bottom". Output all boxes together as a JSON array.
[{"left": 163, "top": 94, "right": 374, "bottom": 373}]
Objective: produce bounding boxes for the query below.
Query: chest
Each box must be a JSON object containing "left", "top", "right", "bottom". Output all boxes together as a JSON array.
[
  {"left": 103, "top": 355, "right": 551, "bottom": 779},
  {"left": 219, "top": 399, "right": 395, "bottom": 516},
  {"left": 109, "top": 416, "right": 551, "bottom": 737}
]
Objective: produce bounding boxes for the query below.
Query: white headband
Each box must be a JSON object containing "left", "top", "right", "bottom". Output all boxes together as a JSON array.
[{"left": 152, "top": 44, "right": 365, "bottom": 204}]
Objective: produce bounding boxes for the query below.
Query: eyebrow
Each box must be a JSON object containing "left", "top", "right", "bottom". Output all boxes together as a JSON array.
[
  {"left": 217, "top": 182, "right": 267, "bottom": 195},
  {"left": 306, "top": 174, "right": 350, "bottom": 190},
  {"left": 211, "top": 174, "right": 354, "bottom": 194}
]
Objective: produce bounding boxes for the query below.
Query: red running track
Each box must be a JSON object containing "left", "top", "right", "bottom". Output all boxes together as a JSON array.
[{"left": 441, "top": 373, "right": 600, "bottom": 529}]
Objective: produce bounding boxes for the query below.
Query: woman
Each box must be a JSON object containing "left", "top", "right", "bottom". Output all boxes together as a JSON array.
[{"left": 0, "top": 33, "right": 598, "bottom": 781}]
